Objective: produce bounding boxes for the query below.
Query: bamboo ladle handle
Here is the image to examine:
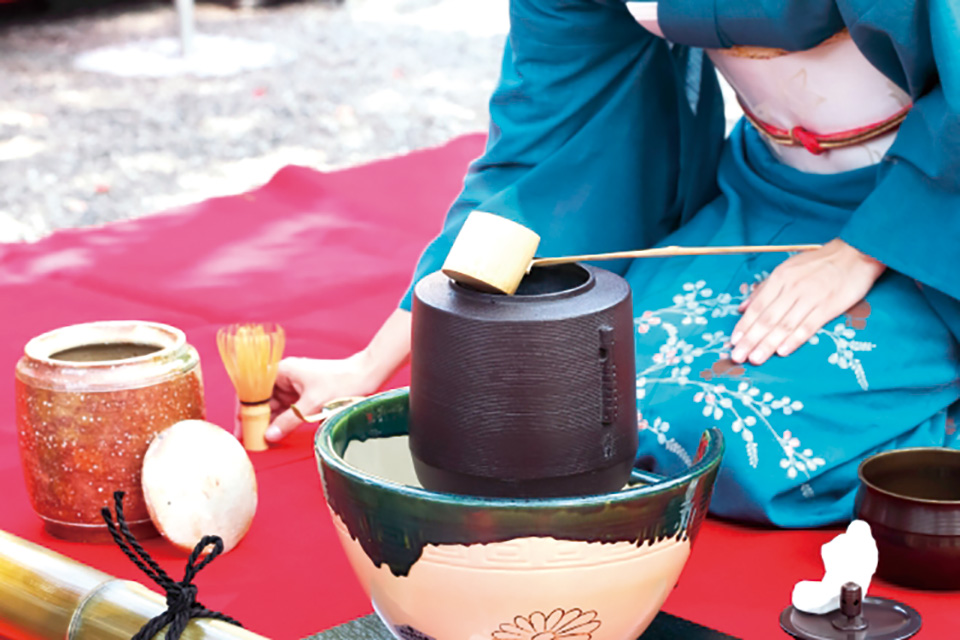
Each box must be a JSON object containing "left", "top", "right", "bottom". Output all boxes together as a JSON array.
[
  {"left": 440, "top": 211, "right": 822, "bottom": 295},
  {"left": 530, "top": 243, "right": 822, "bottom": 268}
]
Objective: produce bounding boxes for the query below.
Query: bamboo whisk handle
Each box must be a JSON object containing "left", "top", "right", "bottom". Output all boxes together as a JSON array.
[{"left": 239, "top": 403, "right": 270, "bottom": 452}]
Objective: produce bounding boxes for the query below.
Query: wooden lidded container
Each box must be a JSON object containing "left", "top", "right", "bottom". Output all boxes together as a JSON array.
[
  {"left": 410, "top": 263, "right": 637, "bottom": 498},
  {"left": 14, "top": 321, "right": 204, "bottom": 542}
]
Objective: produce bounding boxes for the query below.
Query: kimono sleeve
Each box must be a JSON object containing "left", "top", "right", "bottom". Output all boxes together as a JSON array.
[
  {"left": 658, "top": 0, "right": 844, "bottom": 51},
  {"left": 398, "top": 0, "right": 725, "bottom": 310},
  {"left": 836, "top": 0, "right": 960, "bottom": 317}
]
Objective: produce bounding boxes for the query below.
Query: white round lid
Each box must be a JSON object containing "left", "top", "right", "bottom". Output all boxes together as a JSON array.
[{"left": 142, "top": 420, "right": 258, "bottom": 554}]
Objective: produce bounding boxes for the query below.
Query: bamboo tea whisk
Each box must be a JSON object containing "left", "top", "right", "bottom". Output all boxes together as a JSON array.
[{"left": 217, "top": 323, "right": 285, "bottom": 452}]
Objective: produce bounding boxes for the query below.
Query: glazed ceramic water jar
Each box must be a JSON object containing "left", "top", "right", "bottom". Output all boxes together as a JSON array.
[
  {"left": 15, "top": 321, "right": 205, "bottom": 542},
  {"left": 855, "top": 448, "right": 960, "bottom": 590},
  {"left": 315, "top": 389, "right": 724, "bottom": 640},
  {"left": 410, "top": 263, "right": 637, "bottom": 497}
]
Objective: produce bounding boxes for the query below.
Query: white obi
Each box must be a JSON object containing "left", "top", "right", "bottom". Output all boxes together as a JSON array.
[{"left": 626, "top": 2, "right": 912, "bottom": 174}]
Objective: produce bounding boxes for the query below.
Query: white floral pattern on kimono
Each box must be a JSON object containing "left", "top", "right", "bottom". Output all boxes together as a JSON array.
[{"left": 635, "top": 275, "right": 876, "bottom": 494}]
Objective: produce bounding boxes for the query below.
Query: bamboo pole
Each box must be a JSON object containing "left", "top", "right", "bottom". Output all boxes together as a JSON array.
[{"left": 0, "top": 530, "right": 268, "bottom": 640}]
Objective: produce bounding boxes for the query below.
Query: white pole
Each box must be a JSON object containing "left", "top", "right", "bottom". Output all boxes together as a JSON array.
[{"left": 175, "top": 0, "right": 196, "bottom": 57}]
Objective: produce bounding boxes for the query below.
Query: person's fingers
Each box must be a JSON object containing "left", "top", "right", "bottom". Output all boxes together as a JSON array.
[
  {"left": 777, "top": 310, "right": 828, "bottom": 358},
  {"left": 747, "top": 297, "right": 816, "bottom": 365},
  {"left": 776, "top": 288, "right": 855, "bottom": 357},
  {"left": 272, "top": 384, "right": 299, "bottom": 403},
  {"left": 265, "top": 407, "right": 303, "bottom": 443},
  {"left": 271, "top": 358, "right": 305, "bottom": 397},
  {"left": 266, "top": 359, "right": 306, "bottom": 423},
  {"left": 732, "top": 277, "right": 783, "bottom": 345},
  {"left": 732, "top": 287, "right": 794, "bottom": 364},
  {"left": 738, "top": 279, "right": 766, "bottom": 313},
  {"left": 269, "top": 397, "right": 290, "bottom": 418}
]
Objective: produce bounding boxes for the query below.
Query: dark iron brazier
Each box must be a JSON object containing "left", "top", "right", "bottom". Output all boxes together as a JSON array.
[
  {"left": 855, "top": 448, "right": 960, "bottom": 590},
  {"left": 410, "top": 263, "right": 638, "bottom": 497}
]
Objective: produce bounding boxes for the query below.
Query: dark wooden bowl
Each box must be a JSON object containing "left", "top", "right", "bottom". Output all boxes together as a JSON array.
[
  {"left": 409, "top": 263, "right": 637, "bottom": 498},
  {"left": 855, "top": 448, "right": 960, "bottom": 590}
]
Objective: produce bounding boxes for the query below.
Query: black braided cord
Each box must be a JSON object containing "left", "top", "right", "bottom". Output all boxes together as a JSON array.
[{"left": 101, "top": 491, "right": 244, "bottom": 640}]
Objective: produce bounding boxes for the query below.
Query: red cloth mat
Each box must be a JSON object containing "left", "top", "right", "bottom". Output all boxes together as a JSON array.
[{"left": 0, "top": 135, "right": 954, "bottom": 639}]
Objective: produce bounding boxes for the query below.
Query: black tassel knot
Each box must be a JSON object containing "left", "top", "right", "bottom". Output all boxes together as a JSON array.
[{"left": 101, "top": 491, "right": 244, "bottom": 640}]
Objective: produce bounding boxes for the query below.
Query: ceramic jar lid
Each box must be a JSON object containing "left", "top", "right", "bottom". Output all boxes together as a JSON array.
[{"left": 142, "top": 420, "right": 258, "bottom": 554}]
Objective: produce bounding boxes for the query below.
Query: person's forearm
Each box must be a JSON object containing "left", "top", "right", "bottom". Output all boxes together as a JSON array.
[{"left": 354, "top": 308, "right": 411, "bottom": 389}]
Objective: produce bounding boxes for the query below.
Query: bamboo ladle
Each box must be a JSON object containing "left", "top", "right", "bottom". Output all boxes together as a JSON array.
[{"left": 441, "top": 211, "right": 821, "bottom": 294}]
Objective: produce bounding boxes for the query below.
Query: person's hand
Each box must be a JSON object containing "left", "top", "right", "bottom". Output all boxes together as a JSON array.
[
  {"left": 237, "top": 353, "right": 382, "bottom": 443},
  {"left": 730, "top": 239, "right": 885, "bottom": 366}
]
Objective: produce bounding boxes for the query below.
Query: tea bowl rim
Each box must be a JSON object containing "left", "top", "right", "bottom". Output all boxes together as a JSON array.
[
  {"left": 314, "top": 387, "right": 724, "bottom": 510},
  {"left": 857, "top": 446, "right": 960, "bottom": 507}
]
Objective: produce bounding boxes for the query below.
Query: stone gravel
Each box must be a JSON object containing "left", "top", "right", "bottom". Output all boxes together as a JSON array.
[
  {"left": 0, "top": 0, "right": 738, "bottom": 244},
  {"left": 0, "top": 0, "right": 509, "bottom": 242}
]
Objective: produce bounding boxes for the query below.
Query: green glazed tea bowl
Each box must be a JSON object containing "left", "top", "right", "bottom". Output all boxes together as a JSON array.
[{"left": 314, "top": 388, "right": 724, "bottom": 640}]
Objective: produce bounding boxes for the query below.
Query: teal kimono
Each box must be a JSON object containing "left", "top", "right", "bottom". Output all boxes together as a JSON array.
[{"left": 400, "top": 0, "right": 960, "bottom": 527}]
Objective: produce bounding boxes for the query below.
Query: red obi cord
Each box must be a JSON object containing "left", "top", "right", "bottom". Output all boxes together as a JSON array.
[{"left": 737, "top": 98, "right": 912, "bottom": 155}]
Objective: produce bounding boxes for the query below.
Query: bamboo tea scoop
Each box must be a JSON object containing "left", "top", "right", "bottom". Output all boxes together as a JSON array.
[
  {"left": 441, "top": 211, "right": 821, "bottom": 295},
  {"left": 292, "top": 396, "right": 365, "bottom": 423}
]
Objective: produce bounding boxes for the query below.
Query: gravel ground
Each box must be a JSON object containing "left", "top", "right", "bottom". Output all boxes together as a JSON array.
[
  {"left": 1, "top": 1, "right": 738, "bottom": 244},
  {"left": 0, "top": 0, "right": 509, "bottom": 242}
]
